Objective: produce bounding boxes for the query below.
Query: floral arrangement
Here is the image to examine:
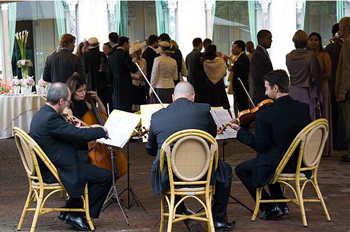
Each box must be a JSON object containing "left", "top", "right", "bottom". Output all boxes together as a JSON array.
[
  {"left": 15, "top": 30, "right": 32, "bottom": 79},
  {"left": 21, "top": 76, "right": 35, "bottom": 86},
  {"left": 0, "top": 81, "right": 13, "bottom": 94},
  {"left": 37, "top": 77, "right": 49, "bottom": 88},
  {"left": 10, "top": 76, "right": 21, "bottom": 86},
  {"left": 17, "top": 59, "right": 33, "bottom": 69}
]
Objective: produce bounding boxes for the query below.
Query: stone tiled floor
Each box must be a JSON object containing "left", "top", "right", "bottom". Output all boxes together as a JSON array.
[{"left": 1, "top": 137, "right": 349, "bottom": 232}]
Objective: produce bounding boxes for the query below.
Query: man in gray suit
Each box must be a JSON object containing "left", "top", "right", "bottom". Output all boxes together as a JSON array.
[
  {"left": 251, "top": 30, "right": 273, "bottom": 104},
  {"left": 43, "top": 34, "right": 83, "bottom": 84}
]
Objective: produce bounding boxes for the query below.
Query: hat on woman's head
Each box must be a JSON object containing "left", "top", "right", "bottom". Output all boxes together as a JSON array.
[
  {"left": 87, "top": 37, "right": 100, "bottom": 49},
  {"left": 159, "top": 41, "right": 174, "bottom": 54},
  {"left": 129, "top": 40, "right": 146, "bottom": 54}
]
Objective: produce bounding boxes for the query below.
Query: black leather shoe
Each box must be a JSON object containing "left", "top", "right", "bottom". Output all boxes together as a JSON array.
[
  {"left": 64, "top": 213, "right": 91, "bottom": 231},
  {"left": 57, "top": 211, "right": 67, "bottom": 221},
  {"left": 214, "top": 220, "right": 236, "bottom": 231},
  {"left": 282, "top": 206, "right": 290, "bottom": 215},
  {"left": 259, "top": 205, "right": 284, "bottom": 220}
]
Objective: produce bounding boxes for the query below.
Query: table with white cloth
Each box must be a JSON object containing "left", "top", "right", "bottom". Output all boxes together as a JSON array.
[{"left": 0, "top": 94, "right": 46, "bottom": 139}]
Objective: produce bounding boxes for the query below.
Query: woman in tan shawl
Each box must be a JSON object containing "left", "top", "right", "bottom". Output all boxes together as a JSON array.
[{"left": 203, "top": 45, "right": 231, "bottom": 112}]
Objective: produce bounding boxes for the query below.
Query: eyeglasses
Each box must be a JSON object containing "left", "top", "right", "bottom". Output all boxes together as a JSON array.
[{"left": 63, "top": 98, "right": 71, "bottom": 104}]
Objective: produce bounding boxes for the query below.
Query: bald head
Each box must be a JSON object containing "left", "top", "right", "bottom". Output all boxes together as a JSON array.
[{"left": 172, "top": 82, "right": 195, "bottom": 102}]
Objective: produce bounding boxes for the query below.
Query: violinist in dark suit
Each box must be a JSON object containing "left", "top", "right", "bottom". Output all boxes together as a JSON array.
[
  {"left": 229, "top": 70, "right": 311, "bottom": 220},
  {"left": 251, "top": 30, "right": 273, "bottom": 105},
  {"left": 30, "top": 83, "right": 112, "bottom": 231},
  {"left": 146, "top": 82, "right": 235, "bottom": 231},
  {"left": 142, "top": 34, "right": 160, "bottom": 102},
  {"left": 107, "top": 36, "right": 138, "bottom": 112},
  {"left": 185, "top": 37, "right": 208, "bottom": 103},
  {"left": 43, "top": 34, "right": 83, "bottom": 84},
  {"left": 231, "top": 40, "right": 250, "bottom": 111}
]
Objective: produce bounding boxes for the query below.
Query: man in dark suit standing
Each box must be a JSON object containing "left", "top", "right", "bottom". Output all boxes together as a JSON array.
[
  {"left": 185, "top": 38, "right": 208, "bottom": 103},
  {"left": 229, "top": 70, "right": 311, "bottom": 220},
  {"left": 107, "top": 36, "right": 138, "bottom": 112},
  {"left": 251, "top": 30, "right": 273, "bottom": 105},
  {"left": 146, "top": 82, "right": 235, "bottom": 231},
  {"left": 29, "top": 83, "right": 112, "bottom": 231},
  {"left": 142, "top": 34, "right": 160, "bottom": 102},
  {"left": 231, "top": 40, "right": 250, "bottom": 111},
  {"left": 43, "top": 34, "right": 83, "bottom": 84}
]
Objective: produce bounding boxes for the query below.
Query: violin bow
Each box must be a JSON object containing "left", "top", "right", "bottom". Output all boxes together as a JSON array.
[
  {"left": 237, "top": 77, "right": 256, "bottom": 108},
  {"left": 134, "top": 62, "right": 165, "bottom": 109}
]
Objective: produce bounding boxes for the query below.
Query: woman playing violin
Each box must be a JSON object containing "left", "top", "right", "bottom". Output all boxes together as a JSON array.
[{"left": 65, "top": 73, "right": 107, "bottom": 119}]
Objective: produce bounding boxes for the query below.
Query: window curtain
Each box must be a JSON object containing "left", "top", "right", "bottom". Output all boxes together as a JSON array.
[
  {"left": 54, "top": 0, "right": 66, "bottom": 39},
  {"left": 115, "top": 0, "right": 121, "bottom": 34},
  {"left": 248, "top": 0, "right": 257, "bottom": 46},
  {"left": 156, "top": 1, "right": 169, "bottom": 35},
  {"left": 8, "top": 3, "right": 16, "bottom": 65},
  {"left": 337, "top": 0, "right": 344, "bottom": 22},
  {"left": 211, "top": 0, "right": 216, "bottom": 38},
  {"left": 120, "top": 1, "right": 128, "bottom": 36}
]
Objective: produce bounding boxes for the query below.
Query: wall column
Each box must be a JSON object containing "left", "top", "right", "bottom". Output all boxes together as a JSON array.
[
  {"left": 205, "top": 0, "right": 215, "bottom": 39},
  {"left": 168, "top": 0, "right": 177, "bottom": 40},
  {"left": 258, "top": 0, "right": 271, "bottom": 29},
  {"left": 1, "top": 4, "right": 11, "bottom": 82},
  {"left": 65, "top": 0, "right": 78, "bottom": 37},
  {"left": 107, "top": 0, "right": 117, "bottom": 33}
]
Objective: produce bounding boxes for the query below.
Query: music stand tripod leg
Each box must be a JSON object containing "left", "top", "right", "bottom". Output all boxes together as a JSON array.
[{"left": 102, "top": 147, "right": 129, "bottom": 225}]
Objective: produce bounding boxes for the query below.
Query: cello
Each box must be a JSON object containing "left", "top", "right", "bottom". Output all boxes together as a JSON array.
[{"left": 81, "top": 93, "right": 127, "bottom": 178}]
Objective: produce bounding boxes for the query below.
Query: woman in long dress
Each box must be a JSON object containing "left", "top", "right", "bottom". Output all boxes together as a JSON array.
[
  {"left": 309, "top": 32, "right": 333, "bottom": 156},
  {"left": 286, "top": 30, "right": 323, "bottom": 120},
  {"left": 203, "top": 45, "right": 231, "bottom": 116}
]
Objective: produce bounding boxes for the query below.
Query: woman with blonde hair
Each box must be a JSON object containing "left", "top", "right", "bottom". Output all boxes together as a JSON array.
[{"left": 286, "top": 30, "right": 323, "bottom": 120}]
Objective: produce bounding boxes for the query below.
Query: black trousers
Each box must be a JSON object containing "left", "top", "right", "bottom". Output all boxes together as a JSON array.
[
  {"left": 65, "top": 163, "right": 112, "bottom": 218},
  {"left": 234, "top": 86, "right": 249, "bottom": 112},
  {"left": 235, "top": 159, "right": 285, "bottom": 212}
]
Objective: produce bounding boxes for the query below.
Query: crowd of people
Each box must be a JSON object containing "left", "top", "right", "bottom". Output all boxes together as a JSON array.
[{"left": 29, "top": 16, "right": 350, "bottom": 231}]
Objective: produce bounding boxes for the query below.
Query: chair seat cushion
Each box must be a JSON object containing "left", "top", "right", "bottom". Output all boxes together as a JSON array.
[
  {"left": 31, "top": 180, "right": 62, "bottom": 188},
  {"left": 279, "top": 173, "right": 306, "bottom": 178}
]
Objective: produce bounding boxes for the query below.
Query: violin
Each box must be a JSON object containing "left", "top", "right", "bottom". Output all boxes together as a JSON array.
[{"left": 217, "top": 78, "right": 274, "bottom": 134}]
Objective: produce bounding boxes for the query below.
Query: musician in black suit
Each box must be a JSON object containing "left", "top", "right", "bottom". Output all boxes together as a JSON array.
[
  {"left": 251, "top": 30, "right": 273, "bottom": 105},
  {"left": 146, "top": 82, "right": 235, "bottom": 231},
  {"left": 231, "top": 40, "right": 250, "bottom": 111},
  {"left": 43, "top": 34, "right": 83, "bottom": 84},
  {"left": 142, "top": 34, "right": 160, "bottom": 102},
  {"left": 29, "top": 83, "right": 112, "bottom": 231},
  {"left": 229, "top": 70, "right": 311, "bottom": 220},
  {"left": 185, "top": 38, "right": 208, "bottom": 103},
  {"left": 107, "top": 36, "right": 138, "bottom": 112}
]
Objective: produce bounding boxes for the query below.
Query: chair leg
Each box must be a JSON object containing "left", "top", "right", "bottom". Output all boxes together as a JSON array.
[
  {"left": 166, "top": 194, "right": 174, "bottom": 232},
  {"left": 84, "top": 185, "right": 95, "bottom": 231},
  {"left": 296, "top": 181, "right": 307, "bottom": 227},
  {"left": 159, "top": 194, "right": 165, "bottom": 232},
  {"left": 206, "top": 194, "right": 215, "bottom": 232},
  {"left": 313, "top": 179, "right": 331, "bottom": 222},
  {"left": 251, "top": 188, "right": 262, "bottom": 222},
  {"left": 17, "top": 188, "right": 34, "bottom": 230},
  {"left": 30, "top": 190, "right": 43, "bottom": 232}
]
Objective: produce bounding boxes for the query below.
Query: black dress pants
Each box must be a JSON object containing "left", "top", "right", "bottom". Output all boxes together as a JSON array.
[
  {"left": 65, "top": 163, "right": 112, "bottom": 218},
  {"left": 235, "top": 159, "right": 285, "bottom": 212}
]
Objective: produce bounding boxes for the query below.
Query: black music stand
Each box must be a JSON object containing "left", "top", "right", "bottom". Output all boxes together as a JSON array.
[
  {"left": 102, "top": 146, "right": 129, "bottom": 225},
  {"left": 221, "top": 138, "right": 253, "bottom": 213},
  {"left": 118, "top": 140, "right": 147, "bottom": 212}
]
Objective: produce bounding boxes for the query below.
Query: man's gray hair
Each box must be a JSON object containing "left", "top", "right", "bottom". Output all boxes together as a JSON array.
[
  {"left": 173, "top": 82, "right": 195, "bottom": 97},
  {"left": 340, "top": 17, "right": 350, "bottom": 32},
  {"left": 47, "top": 83, "right": 69, "bottom": 105}
]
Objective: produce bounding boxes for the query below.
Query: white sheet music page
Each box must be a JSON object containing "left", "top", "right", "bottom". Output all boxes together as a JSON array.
[
  {"left": 210, "top": 108, "right": 237, "bottom": 140},
  {"left": 97, "top": 110, "right": 141, "bottom": 148}
]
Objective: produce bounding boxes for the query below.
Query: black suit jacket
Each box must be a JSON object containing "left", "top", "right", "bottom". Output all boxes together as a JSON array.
[
  {"left": 232, "top": 53, "right": 250, "bottom": 91},
  {"left": 107, "top": 48, "right": 138, "bottom": 112},
  {"left": 83, "top": 47, "right": 108, "bottom": 91},
  {"left": 43, "top": 49, "right": 83, "bottom": 84},
  {"left": 185, "top": 48, "right": 208, "bottom": 92},
  {"left": 142, "top": 46, "right": 159, "bottom": 82},
  {"left": 251, "top": 46, "right": 273, "bottom": 104},
  {"left": 237, "top": 96, "right": 311, "bottom": 188},
  {"left": 29, "top": 105, "right": 106, "bottom": 197},
  {"left": 146, "top": 98, "right": 218, "bottom": 196},
  {"left": 170, "top": 46, "right": 183, "bottom": 84}
]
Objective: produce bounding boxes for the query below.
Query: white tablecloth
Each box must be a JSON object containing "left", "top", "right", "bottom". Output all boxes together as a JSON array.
[{"left": 0, "top": 94, "right": 46, "bottom": 139}]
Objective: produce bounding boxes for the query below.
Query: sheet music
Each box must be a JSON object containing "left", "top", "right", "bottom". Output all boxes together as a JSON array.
[
  {"left": 210, "top": 108, "right": 237, "bottom": 140},
  {"left": 98, "top": 110, "right": 141, "bottom": 148},
  {"left": 140, "top": 104, "right": 168, "bottom": 142}
]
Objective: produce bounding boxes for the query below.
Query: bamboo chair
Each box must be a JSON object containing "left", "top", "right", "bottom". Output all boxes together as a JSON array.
[
  {"left": 251, "top": 119, "right": 331, "bottom": 227},
  {"left": 13, "top": 127, "right": 94, "bottom": 232},
  {"left": 159, "top": 129, "right": 219, "bottom": 232}
]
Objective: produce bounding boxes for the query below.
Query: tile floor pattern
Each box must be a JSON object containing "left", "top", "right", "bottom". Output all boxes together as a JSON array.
[{"left": 0, "top": 138, "right": 349, "bottom": 232}]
